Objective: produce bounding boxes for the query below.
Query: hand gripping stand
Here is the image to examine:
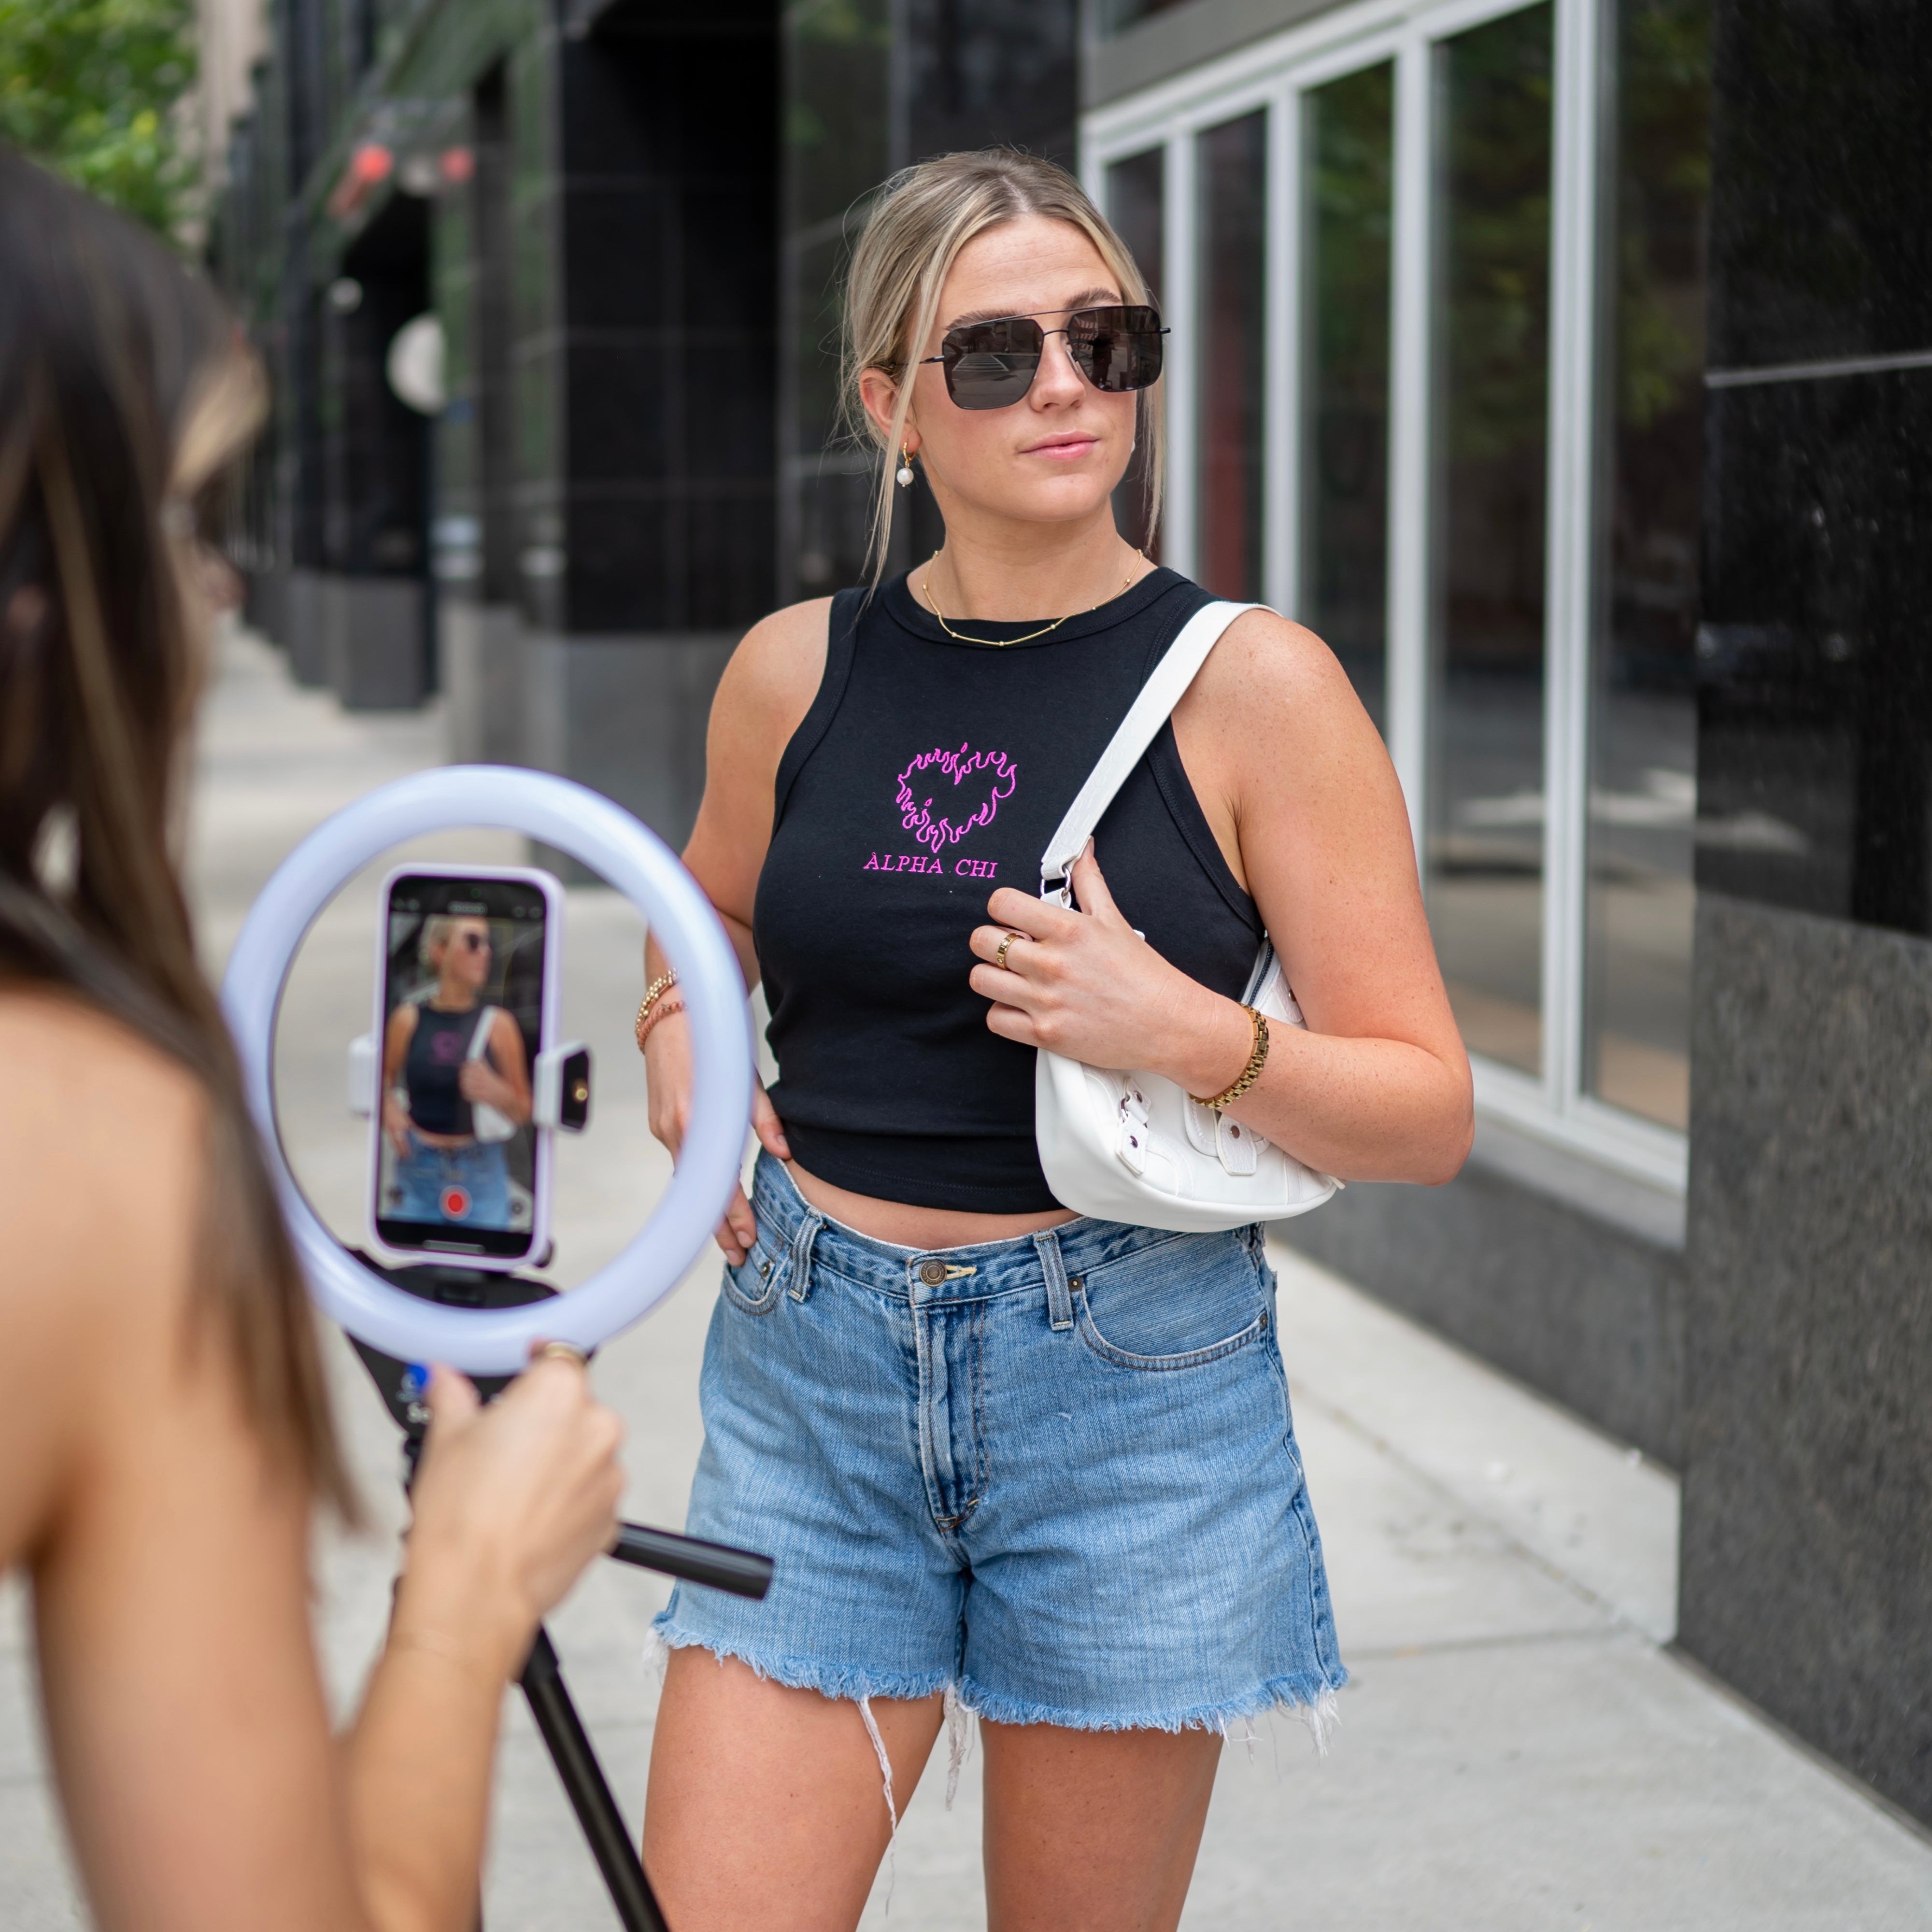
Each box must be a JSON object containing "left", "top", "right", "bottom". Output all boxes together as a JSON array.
[{"left": 221, "top": 768, "right": 768, "bottom": 1932}]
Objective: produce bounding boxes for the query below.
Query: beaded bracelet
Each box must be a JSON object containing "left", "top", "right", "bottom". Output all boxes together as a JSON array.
[
  {"left": 636, "top": 997, "right": 686, "bottom": 1053},
  {"left": 634, "top": 970, "right": 679, "bottom": 1054},
  {"left": 1192, "top": 1004, "right": 1270, "bottom": 1111}
]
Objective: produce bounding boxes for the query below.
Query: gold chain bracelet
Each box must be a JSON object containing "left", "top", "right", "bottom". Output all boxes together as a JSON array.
[
  {"left": 634, "top": 971, "right": 679, "bottom": 1054},
  {"left": 1193, "top": 1005, "right": 1270, "bottom": 1111}
]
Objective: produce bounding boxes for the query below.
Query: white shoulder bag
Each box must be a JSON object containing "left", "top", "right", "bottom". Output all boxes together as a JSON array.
[
  {"left": 465, "top": 1006, "right": 517, "bottom": 1144},
  {"left": 1032, "top": 599, "right": 1339, "bottom": 1233}
]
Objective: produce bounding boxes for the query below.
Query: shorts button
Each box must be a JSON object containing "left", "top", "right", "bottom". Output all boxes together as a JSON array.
[{"left": 919, "top": 1259, "right": 946, "bottom": 1286}]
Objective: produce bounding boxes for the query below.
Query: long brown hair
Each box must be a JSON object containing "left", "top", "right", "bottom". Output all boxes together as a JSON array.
[{"left": 0, "top": 150, "right": 354, "bottom": 1516}]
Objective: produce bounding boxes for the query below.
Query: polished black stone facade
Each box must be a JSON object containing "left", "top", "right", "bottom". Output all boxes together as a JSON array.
[
  {"left": 1696, "top": 0, "right": 1932, "bottom": 938},
  {"left": 1684, "top": 0, "right": 1932, "bottom": 1828},
  {"left": 1697, "top": 368, "right": 1932, "bottom": 931},
  {"left": 540, "top": 0, "right": 780, "bottom": 634},
  {"left": 1705, "top": 2, "right": 1932, "bottom": 370}
]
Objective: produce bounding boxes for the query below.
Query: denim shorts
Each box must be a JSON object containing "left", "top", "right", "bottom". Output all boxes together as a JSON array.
[
  {"left": 653, "top": 1153, "right": 1347, "bottom": 1736},
  {"left": 389, "top": 1134, "right": 511, "bottom": 1230}
]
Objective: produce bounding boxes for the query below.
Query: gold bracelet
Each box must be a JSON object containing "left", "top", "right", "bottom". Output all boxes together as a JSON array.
[
  {"left": 634, "top": 971, "right": 679, "bottom": 1053},
  {"left": 636, "top": 997, "right": 685, "bottom": 1051},
  {"left": 1193, "top": 1005, "right": 1269, "bottom": 1111}
]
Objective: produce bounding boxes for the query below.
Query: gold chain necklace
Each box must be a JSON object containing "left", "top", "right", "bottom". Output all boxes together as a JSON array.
[{"left": 922, "top": 550, "right": 1147, "bottom": 647}]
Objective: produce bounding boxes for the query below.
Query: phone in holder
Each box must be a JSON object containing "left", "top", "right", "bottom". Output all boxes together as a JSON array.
[{"left": 365, "top": 864, "right": 564, "bottom": 1270}]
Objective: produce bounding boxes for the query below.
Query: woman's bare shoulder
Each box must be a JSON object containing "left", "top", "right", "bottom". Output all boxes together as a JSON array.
[
  {"left": 1189, "top": 608, "right": 1388, "bottom": 777},
  {"left": 0, "top": 989, "right": 207, "bottom": 1551},
  {"left": 0, "top": 987, "right": 206, "bottom": 1297},
  {"left": 721, "top": 597, "right": 834, "bottom": 716}
]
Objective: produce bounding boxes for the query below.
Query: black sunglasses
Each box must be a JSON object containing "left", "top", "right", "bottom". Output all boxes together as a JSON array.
[{"left": 920, "top": 304, "right": 1168, "bottom": 410}]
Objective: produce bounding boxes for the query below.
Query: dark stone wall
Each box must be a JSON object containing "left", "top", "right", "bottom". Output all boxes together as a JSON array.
[
  {"left": 1683, "top": 0, "right": 1932, "bottom": 1825},
  {"left": 1277, "top": 1172, "right": 1687, "bottom": 1468},
  {"left": 542, "top": 0, "right": 781, "bottom": 635},
  {"left": 1680, "top": 895, "right": 1932, "bottom": 1821}
]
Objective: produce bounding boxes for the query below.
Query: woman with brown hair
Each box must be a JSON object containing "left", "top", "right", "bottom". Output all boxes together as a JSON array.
[
  {"left": 639, "top": 149, "right": 1471, "bottom": 1930},
  {"left": 0, "top": 152, "right": 625, "bottom": 1930}
]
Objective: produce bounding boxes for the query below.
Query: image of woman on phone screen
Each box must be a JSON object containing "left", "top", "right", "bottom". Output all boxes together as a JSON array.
[{"left": 381, "top": 915, "right": 532, "bottom": 1231}]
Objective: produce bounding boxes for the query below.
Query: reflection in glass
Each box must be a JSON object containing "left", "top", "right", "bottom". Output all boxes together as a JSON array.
[
  {"left": 1107, "top": 148, "right": 1165, "bottom": 556},
  {"left": 1303, "top": 62, "right": 1393, "bottom": 735},
  {"left": 1196, "top": 111, "right": 1267, "bottom": 600},
  {"left": 1429, "top": 4, "right": 1553, "bottom": 1078},
  {"left": 1585, "top": 0, "right": 1710, "bottom": 1130}
]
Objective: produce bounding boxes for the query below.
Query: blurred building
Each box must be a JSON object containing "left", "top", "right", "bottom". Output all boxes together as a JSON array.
[{"left": 206, "top": 0, "right": 1931, "bottom": 1824}]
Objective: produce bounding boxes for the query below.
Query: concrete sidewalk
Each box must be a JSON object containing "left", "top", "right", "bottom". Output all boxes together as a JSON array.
[{"left": 4, "top": 623, "right": 1929, "bottom": 1929}]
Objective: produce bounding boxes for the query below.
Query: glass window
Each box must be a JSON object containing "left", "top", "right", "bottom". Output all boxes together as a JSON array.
[
  {"left": 1196, "top": 110, "right": 1268, "bottom": 601},
  {"left": 1584, "top": 0, "right": 1711, "bottom": 1131},
  {"left": 1303, "top": 61, "right": 1394, "bottom": 736},
  {"left": 1428, "top": 3, "right": 1554, "bottom": 1080},
  {"left": 1106, "top": 148, "right": 1165, "bottom": 557}
]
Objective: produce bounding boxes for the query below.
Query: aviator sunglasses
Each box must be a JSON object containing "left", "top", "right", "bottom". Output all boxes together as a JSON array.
[{"left": 920, "top": 303, "right": 1167, "bottom": 410}]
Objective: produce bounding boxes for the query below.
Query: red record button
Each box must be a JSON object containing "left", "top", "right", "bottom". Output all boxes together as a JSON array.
[{"left": 440, "top": 1185, "right": 471, "bottom": 1221}]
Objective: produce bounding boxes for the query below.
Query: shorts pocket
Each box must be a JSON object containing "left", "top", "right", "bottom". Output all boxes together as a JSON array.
[
  {"left": 719, "top": 1237, "right": 787, "bottom": 1316},
  {"left": 1074, "top": 1238, "right": 1270, "bottom": 1371}
]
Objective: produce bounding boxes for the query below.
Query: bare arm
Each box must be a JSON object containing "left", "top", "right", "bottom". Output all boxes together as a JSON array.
[
  {"left": 967, "top": 612, "right": 1472, "bottom": 1185},
  {"left": 3, "top": 995, "right": 622, "bottom": 1932},
  {"left": 641, "top": 599, "right": 830, "bottom": 1259},
  {"left": 382, "top": 1004, "right": 418, "bottom": 1154}
]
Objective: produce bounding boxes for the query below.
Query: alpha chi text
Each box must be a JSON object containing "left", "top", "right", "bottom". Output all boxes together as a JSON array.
[{"left": 862, "top": 852, "right": 1000, "bottom": 878}]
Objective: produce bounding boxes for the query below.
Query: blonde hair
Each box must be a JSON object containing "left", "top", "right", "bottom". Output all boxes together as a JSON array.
[{"left": 840, "top": 150, "right": 1163, "bottom": 584}]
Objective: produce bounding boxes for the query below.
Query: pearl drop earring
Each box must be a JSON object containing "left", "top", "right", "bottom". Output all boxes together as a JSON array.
[{"left": 896, "top": 443, "right": 914, "bottom": 488}]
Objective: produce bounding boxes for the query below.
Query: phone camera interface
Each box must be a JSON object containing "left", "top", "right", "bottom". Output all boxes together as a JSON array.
[{"left": 375, "top": 874, "right": 550, "bottom": 1262}]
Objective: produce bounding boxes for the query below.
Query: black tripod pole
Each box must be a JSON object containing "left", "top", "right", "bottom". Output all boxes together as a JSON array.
[{"left": 519, "top": 1628, "right": 667, "bottom": 1932}]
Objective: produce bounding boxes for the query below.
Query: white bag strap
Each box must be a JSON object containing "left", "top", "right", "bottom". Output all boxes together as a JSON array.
[
  {"left": 1038, "top": 600, "right": 1259, "bottom": 904},
  {"left": 466, "top": 1006, "right": 499, "bottom": 1062}
]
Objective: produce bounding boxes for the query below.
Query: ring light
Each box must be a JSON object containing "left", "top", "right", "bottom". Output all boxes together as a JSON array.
[{"left": 221, "top": 766, "right": 753, "bottom": 1373}]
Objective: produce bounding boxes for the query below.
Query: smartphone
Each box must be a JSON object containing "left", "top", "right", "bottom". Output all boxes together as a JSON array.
[{"left": 367, "top": 864, "right": 562, "bottom": 1269}]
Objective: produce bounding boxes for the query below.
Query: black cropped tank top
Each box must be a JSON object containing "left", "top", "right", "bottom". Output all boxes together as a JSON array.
[{"left": 753, "top": 568, "right": 1263, "bottom": 1213}]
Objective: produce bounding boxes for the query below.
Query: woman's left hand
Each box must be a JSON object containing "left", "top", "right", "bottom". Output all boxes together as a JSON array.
[{"left": 968, "top": 843, "right": 1250, "bottom": 1091}]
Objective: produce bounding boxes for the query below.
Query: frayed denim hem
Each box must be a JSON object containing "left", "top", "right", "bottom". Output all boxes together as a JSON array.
[
  {"left": 645, "top": 1615, "right": 955, "bottom": 1707},
  {"left": 956, "top": 1669, "right": 1347, "bottom": 1756}
]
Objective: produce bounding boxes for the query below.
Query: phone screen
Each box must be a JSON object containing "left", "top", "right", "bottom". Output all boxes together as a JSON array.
[{"left": 373, "top": 870, "right": 552, "bottom": 1263}]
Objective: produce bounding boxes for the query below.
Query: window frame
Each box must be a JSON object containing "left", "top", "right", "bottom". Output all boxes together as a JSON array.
[{"left": 1084, "top": 0, "right": 1688, "bottom": 1196}]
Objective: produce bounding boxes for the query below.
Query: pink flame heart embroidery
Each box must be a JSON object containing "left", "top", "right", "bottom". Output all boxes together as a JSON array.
[{"left": 896, "top": 743, "right": 1019, "bottom": 852}]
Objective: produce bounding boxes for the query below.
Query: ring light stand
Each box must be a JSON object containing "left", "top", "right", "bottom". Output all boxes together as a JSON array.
[{"left": 221, "top": 767, "right": 770, "bottom": 1932}]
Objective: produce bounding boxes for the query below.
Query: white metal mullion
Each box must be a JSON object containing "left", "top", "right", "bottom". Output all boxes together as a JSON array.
[
  {"left": 1384, "top": 31, "right": 1434, "bottom": 868},
  {"left": 1163, "top": 131, "right": 1199, "bottom": 582},
  {"left": 1264, "top": 84, "right": 1301, "bottom": 617},
  {"left": 1542, "top": 0, "right": 1605, "bottom": 1113}
]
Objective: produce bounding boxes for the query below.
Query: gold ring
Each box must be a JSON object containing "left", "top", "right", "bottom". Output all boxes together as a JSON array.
[
  {"left": 994, "top": 931, "right": 1021, "bottom": 971},
  {"left": 534, "top": 1341, "right": 587, "bottom": 1368}
]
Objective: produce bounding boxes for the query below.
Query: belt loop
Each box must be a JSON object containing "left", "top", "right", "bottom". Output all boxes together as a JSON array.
[
  {"left": 1034, "top": 1229, "right": 1074, "bottom": 1332},
  {"left": 787, "top": 1207, "right": 824, "bottom": 1303}
]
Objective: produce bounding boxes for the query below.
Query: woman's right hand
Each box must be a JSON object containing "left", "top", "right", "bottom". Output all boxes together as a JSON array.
[
  {"left": 382, "top": 1093, "right": 412, "bottom": 1157},
  {"left": 393, "top": 1357, "right": 626, "bottom": 1679},
  {"left": 644, "top": 1009, "right": 788, "bottom": 1265}
]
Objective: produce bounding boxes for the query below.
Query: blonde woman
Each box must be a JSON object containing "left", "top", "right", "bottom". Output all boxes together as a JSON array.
[
  {"left": 641, "top": 150, "right": 1471, "bottom": 1930},
  {"left": 382, "top": 915, "right": 531, "bottom": 1230}
]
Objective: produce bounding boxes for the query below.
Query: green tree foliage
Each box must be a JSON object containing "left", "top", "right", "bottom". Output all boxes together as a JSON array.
[{"left": 0, "top": 0, "right": 199, "bottom": 240}]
